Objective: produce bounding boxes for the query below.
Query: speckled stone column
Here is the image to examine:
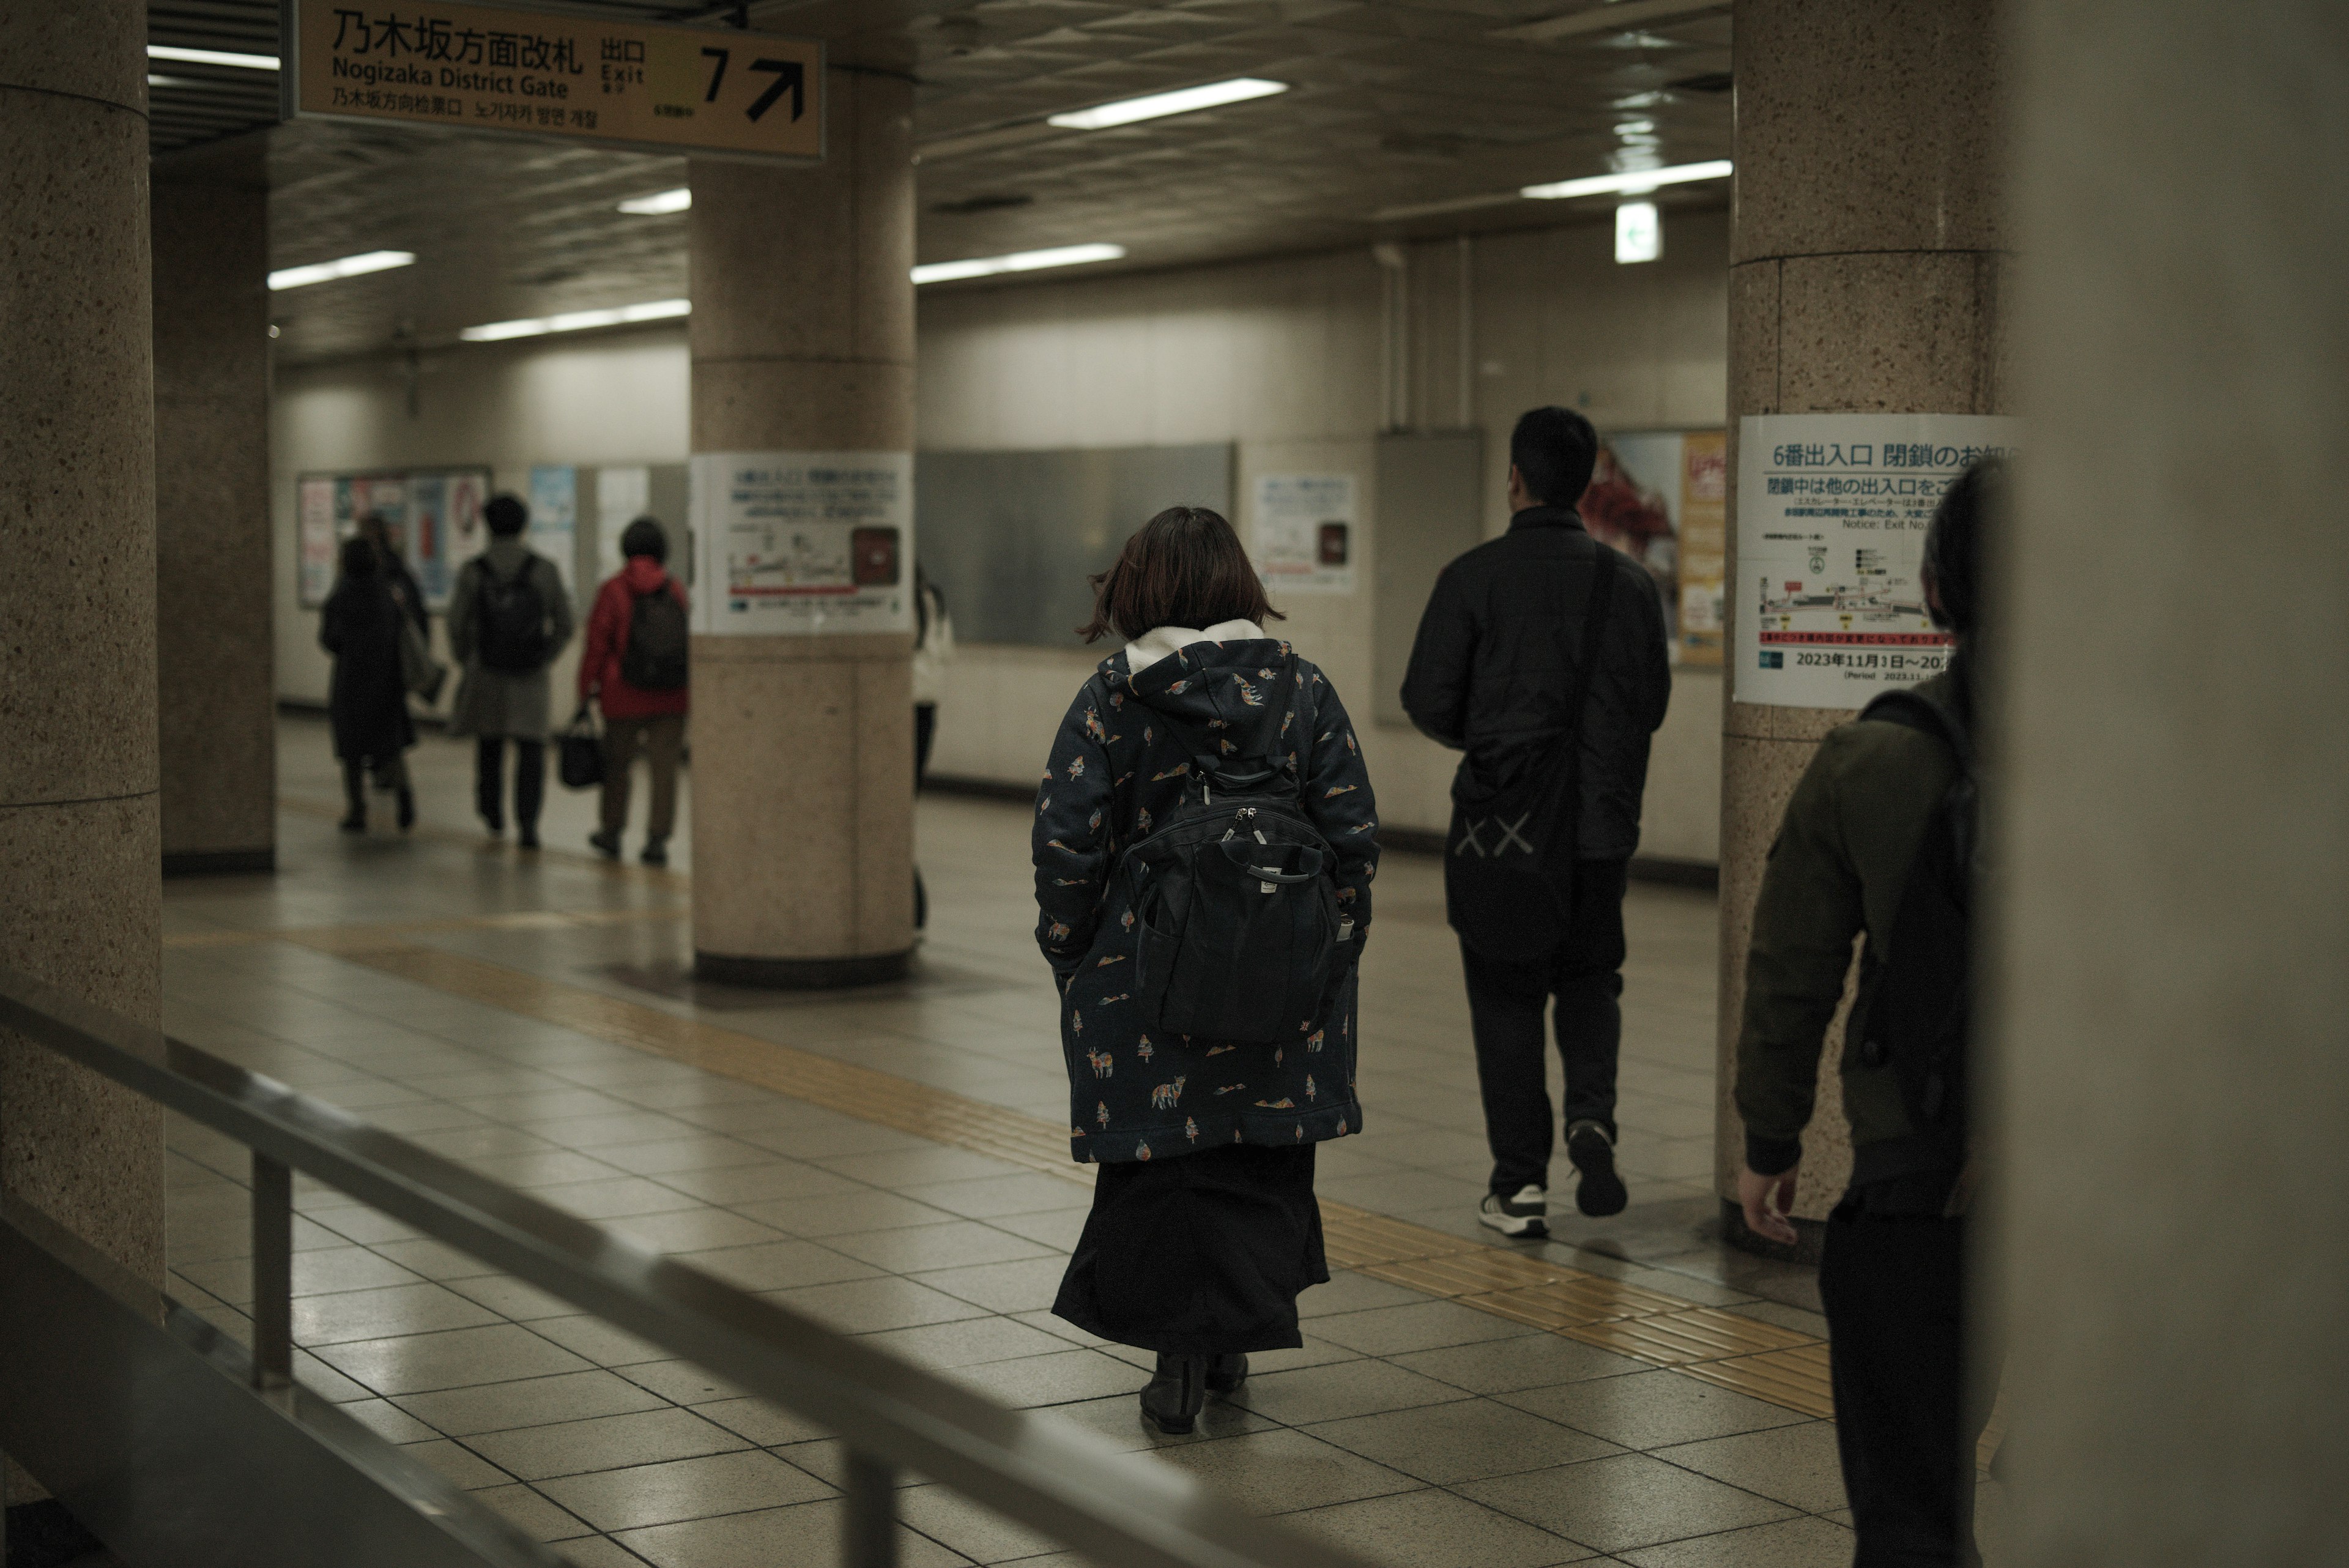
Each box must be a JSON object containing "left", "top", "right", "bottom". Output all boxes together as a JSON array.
[
  {"left": 687, "top": 64, "right": 916, "bottom": 986},
  {"left": 0, "top": 1, "right": 166, "bottom": 1290},
  {"left": 1713, "top": 0, "right": 2009, "bottom": 1246},
  {"left": 1998, "top": 2, "right": 2348, "bottom": 1556},
  {"left": 155, "top": 147, "right": 275, "bottom": 875}
]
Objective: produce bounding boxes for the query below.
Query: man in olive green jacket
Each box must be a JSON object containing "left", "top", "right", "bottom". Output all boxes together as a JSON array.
[{"left": 1735, "top": 459, "right": 2002, "bottom": 1567}]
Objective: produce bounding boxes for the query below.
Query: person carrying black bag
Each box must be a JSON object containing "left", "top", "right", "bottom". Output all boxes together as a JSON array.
[
  {"left": 448, "top": 492, "right": 574, "bottom": 850},
  {"left": 1035, "top": 506, "right": 1378, "bottom": 1436},
  {"left": 1401, "top": 406, "right": 1671, "bottom": 1235}
]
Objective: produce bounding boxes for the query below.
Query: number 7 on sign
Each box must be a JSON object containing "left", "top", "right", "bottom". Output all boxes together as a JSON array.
[{"left": 746, "top": 59, "right": 804, "bottom": 122}]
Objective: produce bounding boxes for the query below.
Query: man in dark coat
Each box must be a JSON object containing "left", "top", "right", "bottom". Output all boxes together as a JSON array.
[
  {"left": 319, "top": 535, "right": 416, "bottom": 832},
  {"left": 1401, "top": 406, "right": 1672, "bottom": 1235}
]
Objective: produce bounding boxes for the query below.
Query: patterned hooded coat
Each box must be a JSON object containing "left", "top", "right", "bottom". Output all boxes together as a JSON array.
[{"left": 1034, "top": 621, "right": 1379, "bottom": 1165}]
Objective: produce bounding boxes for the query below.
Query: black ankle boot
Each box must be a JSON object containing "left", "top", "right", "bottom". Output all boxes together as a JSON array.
[
  {"left": 1206, "top": 1353, "right": 1249, "bottom": 1394},
  {"left": 1140, "top": 1354, "right": 1207, "bottom": 1435},
  {"left": 340, "top": 764, "right": 366, "bottom": 833}
]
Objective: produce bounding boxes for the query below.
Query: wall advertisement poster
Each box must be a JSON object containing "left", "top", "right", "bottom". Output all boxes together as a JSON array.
[
  {"left": 1594, "top": 429, "right": 1727, "bottom": 667},
  {"left": 527, "top": 465, "right": 580, "bottom": 595},
  {"left": 690, "top": 451, "right": 913, "bottom": 635},
  {"left": 1250, "top": 472, "right": 1357, "bottom": 595},
  {"left": 1734, "top": 413, "right": 2021, "bottom": 708},
  {"left": 295, "top": 467, "right": 489, "bottom": 610}
]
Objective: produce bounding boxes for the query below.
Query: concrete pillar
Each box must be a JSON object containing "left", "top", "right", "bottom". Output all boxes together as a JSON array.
[
  {"left": 1713, "top": 0, "right": 2009, "bottom": 1240},
  {"left": 687, "top": 64, "right": 916, "bottom": 986},
  {"left": 154, "top": 147, "right": 276, "bottom": 876},
  {"left": 0, "top": 4, "right": 167, "bottom": 1279},
  {"left": 1998, "top": 2, "right": 2348, "bottom": 1558}
]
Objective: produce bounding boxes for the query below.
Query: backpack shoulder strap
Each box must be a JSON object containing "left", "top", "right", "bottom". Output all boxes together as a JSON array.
[{"left": 1860, "top": 686, "right": 1974, "bottom": 778}]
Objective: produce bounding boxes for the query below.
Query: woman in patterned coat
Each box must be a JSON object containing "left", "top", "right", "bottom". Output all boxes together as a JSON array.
[{"left": 1034, "top": 506, "right": 1379, "bottom": 1434}]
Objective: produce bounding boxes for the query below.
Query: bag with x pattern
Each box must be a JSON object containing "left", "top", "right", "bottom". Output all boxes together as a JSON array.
[{"left": 1443, "top": 550, "right": 1619, "bottom": 964}]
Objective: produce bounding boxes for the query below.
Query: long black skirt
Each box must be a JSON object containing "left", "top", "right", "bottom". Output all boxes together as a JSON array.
[{"left": 1053, "top": 1143, "right": 1328, "bottom": 1357}]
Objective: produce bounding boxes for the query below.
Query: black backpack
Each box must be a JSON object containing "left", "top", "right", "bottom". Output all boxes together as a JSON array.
[
  {"left": 621, "top": 579, "right": 689, "bottom": 690},
  {"left": 1117, "top": 656, "right": 1354, "bottom": 1043},
  {"left": 1444, "top": 549, "right": 1618, "bottom": 964},
  {"left": 1847, "top": 685, "right": 1976, "bottom": 1172},
  {"left": 475, "top": 554, "right": 552, "bottom": 672}
]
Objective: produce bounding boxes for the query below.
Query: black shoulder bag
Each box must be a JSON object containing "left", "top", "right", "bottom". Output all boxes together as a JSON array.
[{"left": 1444, "top": 551, "right": 1617, "bottom": 964}]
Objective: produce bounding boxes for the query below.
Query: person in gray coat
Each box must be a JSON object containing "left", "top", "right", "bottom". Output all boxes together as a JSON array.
[{"left": 448, "top": 492, "right": 574, "bottom": 848}]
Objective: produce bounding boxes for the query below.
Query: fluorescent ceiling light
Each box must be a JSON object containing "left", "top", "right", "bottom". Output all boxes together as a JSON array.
[
  {"left": 460, "top": 298, "right": 691, "bottom": 342},
  {"left": 148, "top": 43, "right": 278, "bottom": 70},
  {"left": 1521, "top": 158, "right": 1733, "bottom": 201},
  {"left": 1047, "top": 78, "right": 1286, "bottom": 132},
  {"left": 1616, "top": 201, "right": 1661, "bottom": 264},
  {"left": 267, "top": 250, "right": 415, "bottom": 291},
  {"left": 911, "top": 243, "right": 1126, "bottom": 286},
  {"left": 619, "top": 188, "right": 692, "bottom": 215}
]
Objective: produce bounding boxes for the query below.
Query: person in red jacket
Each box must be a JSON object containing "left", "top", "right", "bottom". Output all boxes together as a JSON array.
[{"left": 581, "top": 518, "right": 689, "bottom": 866}]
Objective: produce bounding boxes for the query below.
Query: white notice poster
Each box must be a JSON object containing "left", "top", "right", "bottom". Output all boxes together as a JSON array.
[
  {"left": 595, "top": 466, "right": 651, "bottom": 584},
  {"left": 691, "top": 451, "right": 913, "bottom": 635},
  {"left": 1251, "top": 473, "right": 1357, "bottom": 595},
  {"left": 526, "top": 465, "right": 579, "bottom": 596},
  {"left": 1734, "top": 414, "right": 2020, "bottom": 708}
]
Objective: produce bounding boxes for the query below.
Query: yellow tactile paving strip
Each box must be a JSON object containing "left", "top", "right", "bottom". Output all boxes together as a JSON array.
[{"left": 262, "top": 934, "right": 1842, "bottom": 1421}]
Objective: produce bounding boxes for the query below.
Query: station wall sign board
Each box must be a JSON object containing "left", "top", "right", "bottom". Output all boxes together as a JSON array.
[
  {"left": 689, "top": 451, "right": 913, "bottom": 636},
  {"left": 284, "top": 0, "right": 823, "bottom": 161},
  {"left": 1733, "top": 412, "right": 2021, "bottom": 707}
]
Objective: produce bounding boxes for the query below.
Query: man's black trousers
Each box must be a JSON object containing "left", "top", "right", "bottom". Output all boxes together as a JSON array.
[
  {"left": 1819, "top": 1197, "right": 1984, "bottom": 1567},
  {"left": 1460, "top": 856, "right": 1628, "bottom": 1197},
  {"left": 475, "top": 737, "right": 546, "bottom": 831}
]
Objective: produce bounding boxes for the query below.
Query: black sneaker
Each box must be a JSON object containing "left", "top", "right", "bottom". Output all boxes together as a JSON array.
[
  {"left": 1478, "top": 1183, "right": 1549, "bottom": 1239},
  {"left": 1567, "top": 1120, "right": 1628, "bottom": 1217}
]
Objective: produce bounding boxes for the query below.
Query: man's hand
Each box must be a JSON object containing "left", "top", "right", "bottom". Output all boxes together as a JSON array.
[{"left": 1737, "top": 1164, "right": 1800, "bottom": 1246}]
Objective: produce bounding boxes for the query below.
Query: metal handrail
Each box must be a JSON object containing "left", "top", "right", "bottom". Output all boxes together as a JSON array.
[{"left": 0, "top": 968, "right": 1375, "bottom": 1568}]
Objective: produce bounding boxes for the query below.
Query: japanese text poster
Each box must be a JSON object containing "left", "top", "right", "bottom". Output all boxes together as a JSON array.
[
  {"left": 690, "top": 451, "right": 913, "bottom": 635},
  {"left": 1734, "top": 414, "right": 2021, "bottom": 707},
  {"left": 1250, "top": 473, "right": 1357, "bottom": 595}
]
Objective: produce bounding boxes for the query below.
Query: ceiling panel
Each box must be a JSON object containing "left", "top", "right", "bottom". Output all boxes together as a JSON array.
[{"left": 147, "top": 1, "right": 1731, "bottom": 362}]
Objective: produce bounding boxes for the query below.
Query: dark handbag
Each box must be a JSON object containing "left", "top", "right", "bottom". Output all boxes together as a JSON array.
[
  {"left": 1444, "top": 550, "right": 1618, "bottom": 964},
  {"left": 557, "top": 703, "right": 604, "bottom": 790},
  {"left": 398, "top": 612, "right": 447, "bottom": 705}
]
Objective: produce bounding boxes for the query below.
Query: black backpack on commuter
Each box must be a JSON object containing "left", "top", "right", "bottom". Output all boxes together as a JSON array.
[
  {"left": 621, "top": 579, "right": 689, "bottom": 690},
  {"left": 475, "top": 554, "right": 553, "bottom": 672},
  {"left": 1116, "top": 656, "right": 1354, "bottom": 1043},
  {"left": 1847, "top": 685, "right": 1977, "bottom": 1170}
]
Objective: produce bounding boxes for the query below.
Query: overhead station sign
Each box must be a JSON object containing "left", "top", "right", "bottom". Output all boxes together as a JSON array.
[{"left": 284, "top": 0, "right": 823, "bottom": 160}]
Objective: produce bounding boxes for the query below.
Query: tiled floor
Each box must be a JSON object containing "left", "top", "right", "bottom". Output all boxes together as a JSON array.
[{"left": 139, "top": 719, "right": 1965, "bottom": 1566}]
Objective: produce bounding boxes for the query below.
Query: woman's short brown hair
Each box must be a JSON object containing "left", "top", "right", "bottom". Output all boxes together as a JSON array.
[{"left": 1077, "top": 506, "right": 1283, "bottom": 643}]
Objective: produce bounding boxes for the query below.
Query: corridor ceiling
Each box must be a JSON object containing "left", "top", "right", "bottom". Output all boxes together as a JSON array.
[{"left": 147, "top": 1, "right": 1732, "bottom": 362}]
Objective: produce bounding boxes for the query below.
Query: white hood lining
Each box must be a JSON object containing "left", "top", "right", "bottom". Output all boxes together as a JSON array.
[{"left": 1122, "top": 620, "right": 1267, "bottom": 679}]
